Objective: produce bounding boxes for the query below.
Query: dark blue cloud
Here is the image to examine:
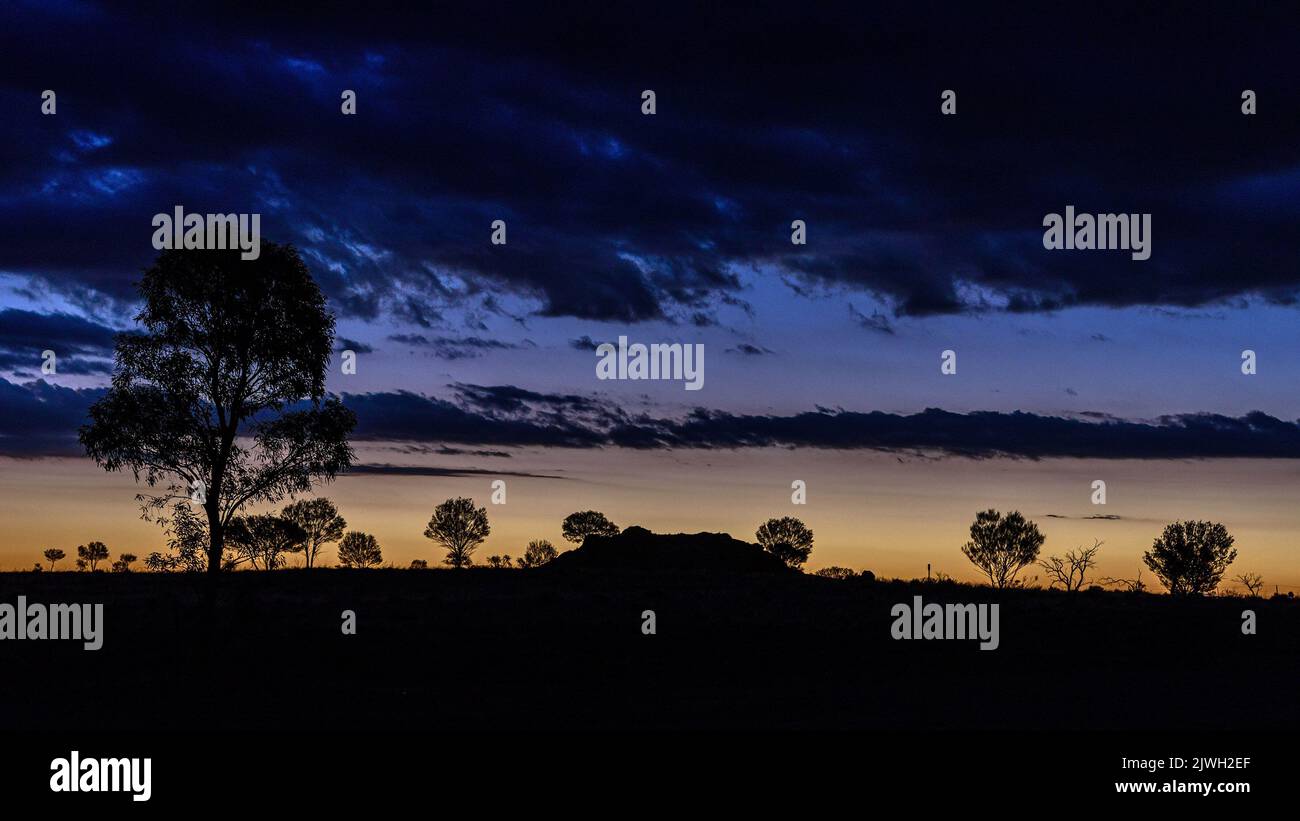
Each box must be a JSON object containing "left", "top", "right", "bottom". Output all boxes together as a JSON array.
[
  {"left": 0, "top": 378, "right": 107, "bottom": 456},
  {"left": 7, "top": 373, "right": 1300, "bottom": 460},
  {"left": 387, "top": 334, "right": 532, "bottom": 360},
  {"left": 726, "top": 343, "right": 773, "bottom": 356},
  {"left": 0, "top": 309, "right": 118, "bottom": 376},
  {"left": 3, "top": 2, "right": 1298, "bottom": 328}
]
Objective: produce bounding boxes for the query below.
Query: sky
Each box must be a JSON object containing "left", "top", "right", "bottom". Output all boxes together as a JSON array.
[{"left": 2, "top": 2, "right": 1299, "bottom": 589}]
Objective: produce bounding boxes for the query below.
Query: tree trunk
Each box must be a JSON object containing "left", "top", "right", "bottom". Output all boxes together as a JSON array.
[{"left": 206, "top": 509, "right": 223, "bottom": 575}]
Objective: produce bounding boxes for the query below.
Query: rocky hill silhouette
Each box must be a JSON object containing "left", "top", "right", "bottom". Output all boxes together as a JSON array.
[{"left": 547, "top": 525, "right": 792, "bottom": 573}]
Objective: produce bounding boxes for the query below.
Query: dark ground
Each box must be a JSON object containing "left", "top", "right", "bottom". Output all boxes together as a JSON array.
[{"left": 1, "top": 568, "right": 1295, "bottom": 734}]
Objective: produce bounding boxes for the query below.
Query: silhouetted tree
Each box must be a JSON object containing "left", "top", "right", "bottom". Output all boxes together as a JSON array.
[
  {"left": 161, "top": 501, "right": 216, "bottom": 572},
  {"left": 486, "top": 555, "right": 513, "bottom": 568},
  {"left": 227, "top": 515, "right": 307, "bottom": 570},
  {"left": 43, "top": 548, "right": 65, "bottom": 571},
  {"left": 755, "top": 517, "right": 813, "bottom": 569},
  {"left": 1038, "top": 540, "right": 1101, "bottom": 592},
  {"left": 1143, "top": 520, "right": 1237, "bottom": 596},
  {"left": 31, "top": 563, "right": 43, "bottom": 572},
  {"left": 1100, "top": 569, "right": 1147, "bottom": 593},
  {"left": 337, "top": 531, "right": 382, "bottom": 568},
  {"left": 1234, "top": 572, "right": 1264, "bottom": 597},
  {"left": 77, "top": 541, "right": 110, "bottom": 572},
  {"left": 144, "top": 551, "right": 178, "bottom": 572},
  {"left": 960, "top": 509, "right": 1044, "bottom": 588},
  {"left": 111, "top": 553, "right": 138, "bottom": 573},
  {"left": 424, "top": 497, "right": 490, "bottom": 568},
  {"left": 282, "top": 497, "right": 346, "bottom": 568},
  {"left": 561, "top": 511, "right": 620, "bottom": 544},
  {"left": 814, "top": 566, "right": 857, "bottom": 579},
  {"left": 75, "top": 559, "right": 87, "bottom": 572},
  {"left": 517, "top": 539, "right": 558, "bottom": 568},
  {"left": 409, "top": 559, "right": 428, "bottom": 569},
  {"left": 79, "top": 244, "right": 356, "bottom": 575}
]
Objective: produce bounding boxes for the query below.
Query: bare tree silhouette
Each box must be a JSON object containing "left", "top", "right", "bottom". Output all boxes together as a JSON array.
[
  {"left": 42, "top": 548, "right": 65, "bottom": 571},
  {"left": 1100, "top": 569, "right": 1147, "bottom": 593},
  {"left": 960, "top": 509, "right": 1044, "bottom": 588},
  {"left": 79, "top": 244, "right": 356, "bottom": 575},
  {"left": 561, "top": 511, "right": 620, "bottom": 544},
  {"left": 337, "top": 531, "right": 382, "bottom": 568},
  {"left": 1038, "top": 540, "right": 1101, "bottom": 592},
  {"left": 1233, "top": 572, "right": 1264, "bottom": 598},
  {"left": 424, "top": 497, "right": 490, "bottom": 568},
  {"left": 1143, "top": 520, "right": 1236, "bottom": 596},
  {"left": 282, "top": 497, "right": 346, "bottom": 568},
  {"left": 755, "top": 517, "right": 814, "bottom": 569}
]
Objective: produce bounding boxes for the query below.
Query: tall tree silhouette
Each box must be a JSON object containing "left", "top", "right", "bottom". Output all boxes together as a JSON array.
[
  {"left": 282, "top": 498, "right": 346, "bottom": 568},
  {"left": 755, "top": 517, "right": 814, "bottom": 569},
  {"left": 561, "top": 511, "right": 619, "bottom": 544},
  {"left": 79, "top": 245, "right": 356, "bottom": 575},
  {"left": 43, "top": 548, "right": 65, "bottom": 570},
  {"left": 425, "top": 497, "right": 490, "bottom": 567},
  {"left": 961, "top": 509, "right": 1044, "bottom": 588},
  {"left": 1143, "top": 520, "right": 1237, "bottom": 595}
]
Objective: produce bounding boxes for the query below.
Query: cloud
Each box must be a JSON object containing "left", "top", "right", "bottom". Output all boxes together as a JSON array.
[
  {"left": 387, "top": 334, "right": 532, "bottom": 360},
  {"left": 726, "top": 343, "right": 773, "bottom": 356},
  {"left": 335, "top": 336, "right": 375, "bottom": 354},
  {"left": 5, "top": 4, "right": 1300, "bottom": 327},
  {"left": 0, "top": 309, "right": 118, "bottom": 376},
  {"left": 848, "top": 303, "right": 894, "bottom": 335},
  {"left": 0, "top": 378, "right": 106, "bottom": 456},
  {"left": 342, "top": 463, "right": 563, "bottom": 479},
  {"left": 9, "top": 373, "right": 1300, "bottom": 461}
]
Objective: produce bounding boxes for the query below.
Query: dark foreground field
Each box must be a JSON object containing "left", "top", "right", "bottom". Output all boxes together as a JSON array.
[{"left": 2, "top": 569, "right": 1295, "bottom": 734}]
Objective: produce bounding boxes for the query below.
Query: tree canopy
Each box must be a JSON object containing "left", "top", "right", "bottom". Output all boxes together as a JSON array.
[
  {"left": 755, "top": 517, "right": 814, "bottom": 569},
  {"left": 1144, "top": 520, "right": 1236, "bottom": 595},
  {"left": 960, "top": 509, "right": 1044, "bottom": 588},
  {"left": 282, "top": 497, "right": 346, "bottom": 568},
  {"left": 79, "top": 244, "right": 355, "bottom": 574},
  {"left": 561, "top": 511, "right": 620, "bottom": 544},
  {"left": 338, "top": 531, "right": 383, "bottom": 568},
  {"left": 425, "top": 497, "right": 490, "bottom": 567}
]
